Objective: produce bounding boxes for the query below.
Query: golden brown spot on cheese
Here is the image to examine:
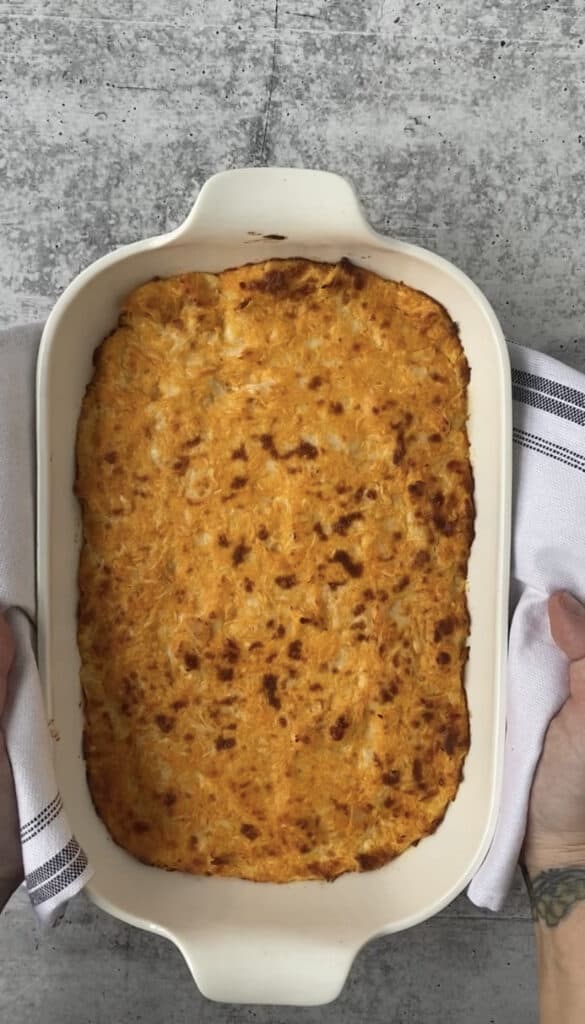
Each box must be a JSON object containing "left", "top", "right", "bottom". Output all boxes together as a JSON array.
[
  {"left": 380, "top": 682, "right": 399, "bottom": 703},
  {"left": 183, "top": 652, "right": 200, "bottom": 671},
  {"left": 287, "top": 640, "right": 302, "bottom": 660},
  {"left": 356, "top": 850, "right": 389, "bottom": 871},
  {"left": 231, "top": 475, "right": 248, "bottom": 490},
  {"left": 259, "top": 433, "right": 279, "bottom": 458},
  {"left": 232, "top": 543, "right": 251, "bottom": 566},
  {"left": 231, "top": 444, "right": 248, "bottom": 461},
  {"left": 330, "top": 714, "right": 350, "bottom": 740},
  {"left": 408, "top": 480, "right": 425, "bottom": 497},
  {"left": 262, "top": 673, "right": 281, "bottom": 710},
  {"left": 241, "top": 823, "right": 260, "bottom": 840},
  {"left": 283, "top": 439, "right": 319, "bottom": 460},
  {"left": 217, "top": 667, "right": 234, "bottom": 682},
  {"left": 308, "top": 375, "right": 323, "bottom": 389},
  {"left": 155, "top": 714, "right": 174, "bottom": 734},
  {"left": 223, "top": 639, "right": 240, "bottom": 663},
  {"left": 216, "top": 736, "right": 236, "bottom": 751},
  {"left": 434, "top": 616, "right": 455, "bottom": 641},
  {"left": 443, "top": 729, "right": 459, "bottom": 755},
  {"left": 275, "top": 574, "right": 297, "bottom": 589},
  {"left": 393, "top": 575, "right": 410, "bottom": 593},
  {"left": 433, "top": 513, "right": 454, "bottom": 536},
  {"left": 331, "top": 549, "right": 363, "bottom": 578},
  {"left": 173, "top": 455, "right": 190, "bottom": 475},
  {"left": 333, "top": 512, "right": 364, "bottom": 536},
  {"left": 413, "top": 549, "right": 430, "bottom": 567},
  {"left": 329, "top": 401, "right": 344, "bottom": 415}
]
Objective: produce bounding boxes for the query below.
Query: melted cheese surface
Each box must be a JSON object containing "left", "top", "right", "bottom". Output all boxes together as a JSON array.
[{"left": 76, "top": 258, "right": 473, "bottom": 880}]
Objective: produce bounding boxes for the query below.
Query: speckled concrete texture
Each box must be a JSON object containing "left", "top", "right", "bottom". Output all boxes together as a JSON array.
[
  {"left": 0, "top": 0, "right": 583, "bottom": 1019},
  {"left": 1, "top": 0, "right": 585, "bottom": 368}
]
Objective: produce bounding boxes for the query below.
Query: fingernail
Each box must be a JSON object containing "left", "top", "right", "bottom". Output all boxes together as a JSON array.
[{"left": 558, "top": 591, "right": 585, "bottom": 618}]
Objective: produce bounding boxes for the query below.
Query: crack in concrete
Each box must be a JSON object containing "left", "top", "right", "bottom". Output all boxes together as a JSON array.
[{"left": 259, "top": 0, "right": 279, "bottom": 163}]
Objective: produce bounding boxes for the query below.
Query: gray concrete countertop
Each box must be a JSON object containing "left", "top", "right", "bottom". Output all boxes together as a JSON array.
[{"left": 1, "top": 0, "right": 583, "bottom": 1019}]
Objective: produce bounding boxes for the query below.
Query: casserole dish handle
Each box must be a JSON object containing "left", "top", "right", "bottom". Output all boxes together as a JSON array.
[
  {"left": 174, "top": 928, "right": 356, "bottom": 1006},
  {"left": 172, "top": 167, "right": 373, "bottom": 245}
]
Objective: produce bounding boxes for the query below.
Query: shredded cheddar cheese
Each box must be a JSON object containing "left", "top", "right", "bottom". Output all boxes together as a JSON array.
[{"left": 76, "top": 258, "right": 473, "bottom": 881}]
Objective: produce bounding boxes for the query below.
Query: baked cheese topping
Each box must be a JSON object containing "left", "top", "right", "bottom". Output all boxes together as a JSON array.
[{"left": 76, "top": 258, "right": 473, "bottom": 880}]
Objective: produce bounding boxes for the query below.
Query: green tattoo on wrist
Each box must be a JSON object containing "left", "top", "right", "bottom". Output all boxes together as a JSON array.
[{"left": 522, "top": 866, "right": 585, "bottom": 927}]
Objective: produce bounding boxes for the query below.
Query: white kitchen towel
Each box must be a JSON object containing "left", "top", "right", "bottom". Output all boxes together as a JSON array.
[
  {"left": 0, "top": 323, "right": 92, "bottom": 925},
  {"left": 468, "top": 341, "right": 585, "bottom": 910}
]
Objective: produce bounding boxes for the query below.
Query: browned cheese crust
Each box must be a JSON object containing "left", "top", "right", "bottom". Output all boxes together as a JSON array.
[{"left": 76, "top": 258, "right": 473, "bottom": 881}]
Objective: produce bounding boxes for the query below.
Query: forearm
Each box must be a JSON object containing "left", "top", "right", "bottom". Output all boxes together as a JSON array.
[
  {"left": 525, "top": 866, "right": 585, "bottom": 1023},
  {"left": 0, "top": 734, "right": 22, "bottom": 909}
]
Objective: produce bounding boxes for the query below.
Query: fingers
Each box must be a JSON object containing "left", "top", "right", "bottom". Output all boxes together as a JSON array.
[
  {"left": 0, "top": 612, "right": 15, "bottom": 682},
  {"left": 549, "top": 592, "right": 585, "bottom": 701},
  {"left": 549, "top": 592, "right": 585, "bottom": 660}
]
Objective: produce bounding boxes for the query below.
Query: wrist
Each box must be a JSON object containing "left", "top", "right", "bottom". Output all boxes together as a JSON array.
[
  {"left": 536, "top": 910, "right": 585, "bottom": 1024},
  {"left": 523, "top": 840, "right": 585, "bottom": 879},
  {"left": 524, "top": 865, "right": 585, "bottom": 1024}
]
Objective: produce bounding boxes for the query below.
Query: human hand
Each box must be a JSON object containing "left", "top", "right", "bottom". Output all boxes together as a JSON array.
[
  {"left": 523, "top": 592, "right": 585, "bottom": 1023},
  {"left": 523, "top": 591, "right": 585, "bottom": 875}
]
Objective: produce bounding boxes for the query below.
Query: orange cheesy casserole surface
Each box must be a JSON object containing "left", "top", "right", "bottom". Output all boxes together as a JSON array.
[{"left": 76, "top": 258, "right": 474, "bottom": 880}]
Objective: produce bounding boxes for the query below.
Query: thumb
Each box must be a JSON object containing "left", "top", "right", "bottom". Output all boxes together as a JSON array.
[{"left": 548, "top": 591, "right": 585, "bottom": 701}]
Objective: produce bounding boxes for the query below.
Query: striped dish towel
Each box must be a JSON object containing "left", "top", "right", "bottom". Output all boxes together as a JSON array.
[
  {"left": 0, "top": 324, "right": 92, "bottom": 925},
  {"left": 468, "top": 341, "right": 585, "bottom": 909}
]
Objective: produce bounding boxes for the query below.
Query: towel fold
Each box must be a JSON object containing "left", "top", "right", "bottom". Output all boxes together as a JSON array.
[{"left": 0, "top": 324, "right": 92, "bottom": 925}]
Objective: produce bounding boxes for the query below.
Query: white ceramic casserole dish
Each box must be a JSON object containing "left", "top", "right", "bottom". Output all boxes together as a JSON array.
[{"left": 36, "top": 168, "right": 511, "bottom": 1007}]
